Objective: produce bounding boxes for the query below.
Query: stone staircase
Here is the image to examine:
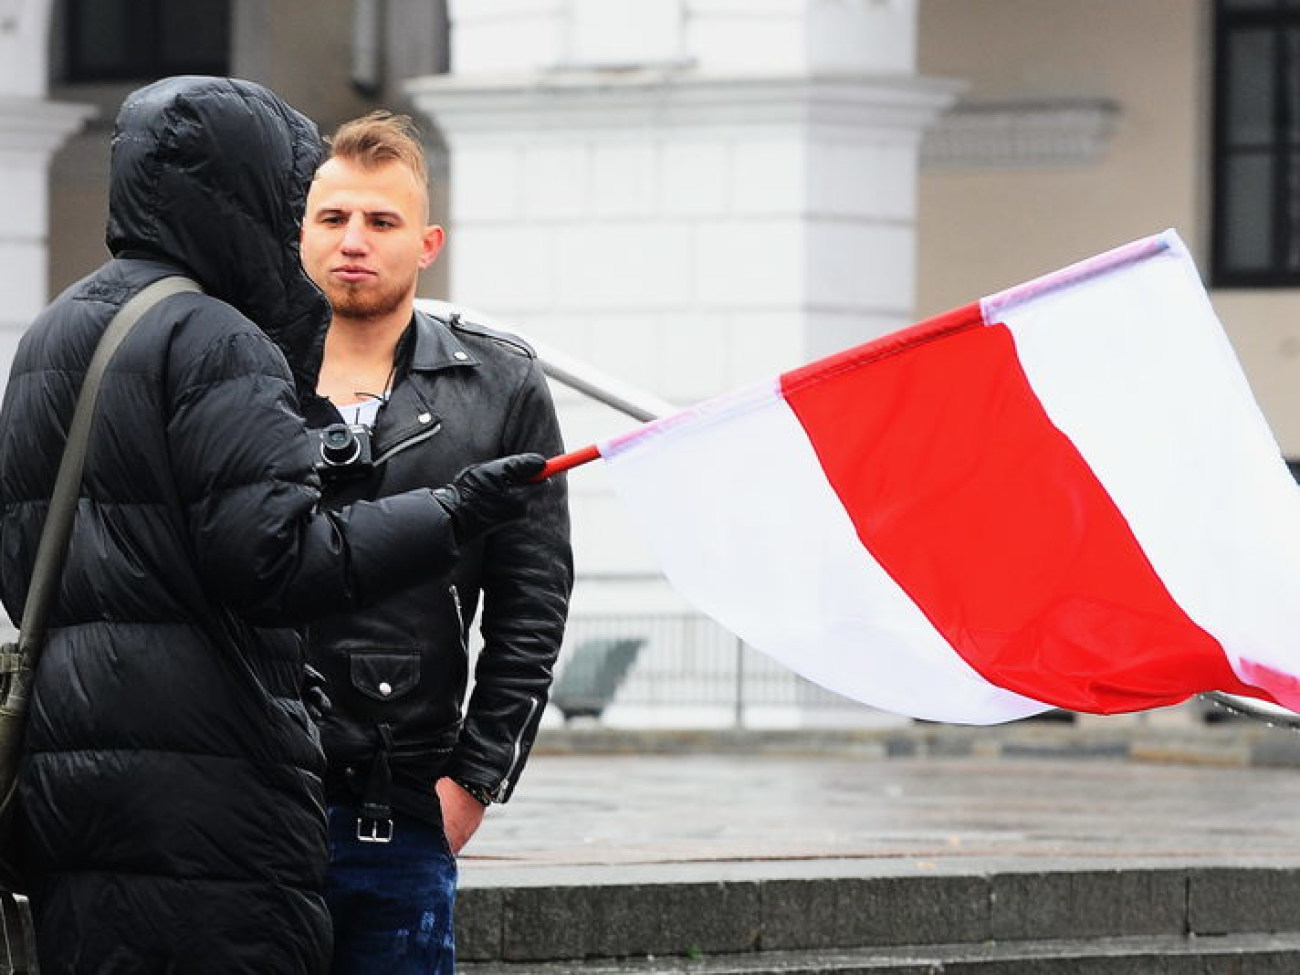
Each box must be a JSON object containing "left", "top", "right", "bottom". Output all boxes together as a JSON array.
[{"left": 458, "top": 860, "right": 1300, "bottom": 973}]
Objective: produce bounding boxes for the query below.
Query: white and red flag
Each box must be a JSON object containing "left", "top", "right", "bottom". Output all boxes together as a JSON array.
[{"left": 548, "top": 230, "right": 1300, "bottom": 724}]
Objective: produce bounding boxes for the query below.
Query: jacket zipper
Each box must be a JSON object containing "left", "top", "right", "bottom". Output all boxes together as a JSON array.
[
  {"left": 448, "top": 584, "right": 469, "bottom": 658},
  {"left": 494, "top": 695, "right": 540, "bottom": 802},
  {"left": 372, "top": 420, "right": 442, "bottom": 466}
]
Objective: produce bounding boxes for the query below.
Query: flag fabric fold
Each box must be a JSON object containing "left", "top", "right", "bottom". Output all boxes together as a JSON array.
[{"left": 597, "top": 229, "right": 1300, "bottom": 724}]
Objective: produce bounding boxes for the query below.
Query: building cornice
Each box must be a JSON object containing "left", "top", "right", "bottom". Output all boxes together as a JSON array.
[
  {"left": 408, "top": 70, "right": 964, "bottom": 143},
  {"left": 922, "top": 98, "right": 1121, "bottom": 170}
]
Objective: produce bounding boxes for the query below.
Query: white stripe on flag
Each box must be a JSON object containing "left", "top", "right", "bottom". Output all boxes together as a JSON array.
[{"left": 998, "top": 232, "right": 1300, "bottom": 701}]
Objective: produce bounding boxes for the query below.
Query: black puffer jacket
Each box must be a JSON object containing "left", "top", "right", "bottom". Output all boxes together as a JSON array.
[{"left": 0, "top": 77, "right": 464, "bottom": 974}]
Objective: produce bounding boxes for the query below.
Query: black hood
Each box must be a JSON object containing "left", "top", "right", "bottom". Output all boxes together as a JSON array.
[{"left": 106, "top": 75, "right": 330, "bottom": 391}]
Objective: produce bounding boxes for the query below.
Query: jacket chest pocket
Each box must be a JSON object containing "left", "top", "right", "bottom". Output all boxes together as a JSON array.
[{"left": 349, "top": 650, "right": 420, "bottom": 702}]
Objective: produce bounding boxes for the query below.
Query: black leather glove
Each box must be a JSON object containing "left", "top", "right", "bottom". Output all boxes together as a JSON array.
[
  {"left": 303, "top": 663, "right": 332, "bottom": 722},
  {"left": 432, "top": 452, "right": 547, "bottom": 545}
]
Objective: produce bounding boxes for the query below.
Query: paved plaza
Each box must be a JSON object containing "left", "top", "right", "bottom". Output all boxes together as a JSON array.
[{"left": 459, "top": 721, "right": 1300, "bottom": 890}]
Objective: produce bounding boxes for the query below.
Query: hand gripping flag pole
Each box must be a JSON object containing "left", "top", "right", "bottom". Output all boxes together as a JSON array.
[{"left": 539, "top": 444, "right": 602, "bottom": 480}]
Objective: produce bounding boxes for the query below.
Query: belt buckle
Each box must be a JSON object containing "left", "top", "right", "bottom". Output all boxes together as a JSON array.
[{"left": 355, "top": 816, "right": 394, "bottom": 844}]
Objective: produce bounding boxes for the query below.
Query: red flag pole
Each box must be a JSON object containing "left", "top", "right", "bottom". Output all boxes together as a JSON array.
[{"left": 538, "top": 444, "right": 601, "bottom": 480}]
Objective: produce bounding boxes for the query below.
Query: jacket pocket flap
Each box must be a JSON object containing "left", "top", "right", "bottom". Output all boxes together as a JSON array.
[{"left": 349, "top": 650, "right": 420, "bottom": 702}]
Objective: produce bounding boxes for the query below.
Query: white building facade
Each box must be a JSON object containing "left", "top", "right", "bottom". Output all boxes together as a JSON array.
[{"left": 7, "top": 0, "right": 1296, "bottom": 727}]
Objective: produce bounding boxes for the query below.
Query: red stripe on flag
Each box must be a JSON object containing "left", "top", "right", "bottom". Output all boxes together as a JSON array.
[{"left": 780, "top": 304, "right": 1263, "bottom": 713}]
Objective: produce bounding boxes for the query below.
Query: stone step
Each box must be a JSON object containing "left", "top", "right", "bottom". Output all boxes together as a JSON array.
[
  {"left": 461, "top": 933, "right": 1300, "bottom": 974},
  {"left": 455, "top": 861, "right": 1300, "bottom": 968}
]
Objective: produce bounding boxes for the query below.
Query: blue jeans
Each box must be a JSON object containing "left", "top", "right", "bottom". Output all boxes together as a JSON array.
[{"left": 325, "top": 804, "right": 458, "bottom": 975}]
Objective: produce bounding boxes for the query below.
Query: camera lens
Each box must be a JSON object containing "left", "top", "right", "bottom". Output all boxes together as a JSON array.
[{"left": 319, "top": 423, "right": 362, "bottom": 467}]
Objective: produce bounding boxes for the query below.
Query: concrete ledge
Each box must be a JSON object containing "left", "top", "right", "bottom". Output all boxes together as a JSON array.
[
  {"left": 531, "top": 720, "right": 1300, "bottom": 770},
  {"left": 1190, "top": 867, "right": 1300, "bottom": 935},
  {"left": 457, "top": 864, "right": 1300, "bottom": 963},
  {"left": 461, "top": 932, "right": 1300, "bottom": 973},
  {"left": 760, "top": 874, "right": 988, "bottom": 951}
]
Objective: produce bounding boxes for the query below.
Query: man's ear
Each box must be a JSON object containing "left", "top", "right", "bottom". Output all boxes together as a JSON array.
[{"left": 420, "top": 225, "right": 446, "bottom": 270}]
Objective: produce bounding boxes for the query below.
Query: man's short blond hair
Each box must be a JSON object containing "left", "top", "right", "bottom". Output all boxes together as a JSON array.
[{"left": 326, "top": 110, "right": 428, "bottom": 188}]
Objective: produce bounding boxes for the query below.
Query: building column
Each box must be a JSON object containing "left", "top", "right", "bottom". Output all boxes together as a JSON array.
[
  {"left": 0, "top": 0, "right": 93, "bottom": 383},
  {"left": 0, "top": 0, "right": 93, "bottom": 637},
  {"left": 0, "top": 101, "right": 96, "bottom": 330},
  {"left": 408, "top": 0, "right": 957, "bottom": 727}
]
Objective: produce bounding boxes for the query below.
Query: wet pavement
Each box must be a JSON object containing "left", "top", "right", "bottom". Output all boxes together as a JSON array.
[{"left": 458, "top": 721, "right": 1300, "bottom": 889}]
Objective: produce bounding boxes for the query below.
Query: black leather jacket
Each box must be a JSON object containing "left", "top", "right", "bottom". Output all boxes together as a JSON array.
[{"left": 303, "top": 308, "right": 572, "bottom": 822}]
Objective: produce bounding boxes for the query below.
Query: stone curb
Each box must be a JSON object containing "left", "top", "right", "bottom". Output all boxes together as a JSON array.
[
  {"left": 531, "top": 719, "right": 1300, "bottom": 770},
  {"left": 460, "top": 932, "right": 1300, "bottom": 973},
  {"left": 457, "top": 862, "right": 1300, "bottom": 964}
]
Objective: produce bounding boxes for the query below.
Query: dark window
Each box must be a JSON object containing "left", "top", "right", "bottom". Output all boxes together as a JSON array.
[
  {"left": 1210, "top": 0, "right": 1300, "bottom": 286},
  {"left": 65, "top": 0, "right": 230, "bottom": 83}
]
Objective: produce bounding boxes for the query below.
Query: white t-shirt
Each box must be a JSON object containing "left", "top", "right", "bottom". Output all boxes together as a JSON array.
[{"left": 333, "top": 395, "right": 384, "bottom": 429}]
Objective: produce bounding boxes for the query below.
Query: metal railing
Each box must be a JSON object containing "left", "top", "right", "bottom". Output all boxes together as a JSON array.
[{"left": 554, "top": 612, "right": 879, "bottom": 727}]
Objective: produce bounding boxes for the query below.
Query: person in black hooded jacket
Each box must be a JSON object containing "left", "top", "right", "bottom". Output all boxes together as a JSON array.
[{"left": 0, "top": 76, "right": 544, "bottom": 975}]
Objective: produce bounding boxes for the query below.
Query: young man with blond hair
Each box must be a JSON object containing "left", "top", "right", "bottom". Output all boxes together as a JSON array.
[{"left": 300, "top": 110, "right": 572, "bottom": 974}]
